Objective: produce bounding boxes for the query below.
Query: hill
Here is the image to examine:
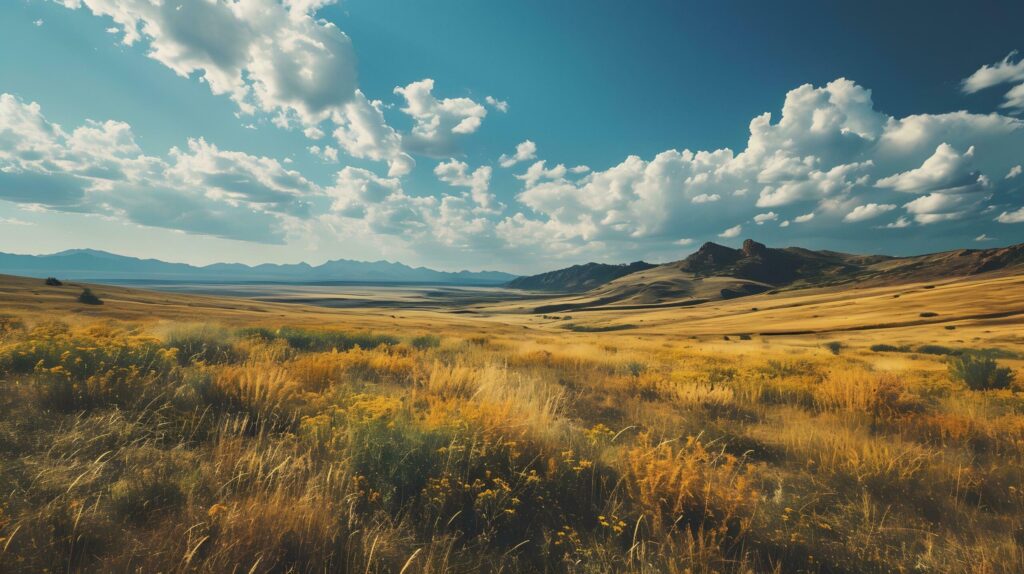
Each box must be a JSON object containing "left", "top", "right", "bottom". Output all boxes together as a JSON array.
[
  {"left": 0, "top": 249, "right": 517, "bottom": 285},
  {"left": 517, "top": 239, "right": 1024, "bottom": 313},
  {"left": 506, "top": 261, "right": 655, "bottom": 292}
]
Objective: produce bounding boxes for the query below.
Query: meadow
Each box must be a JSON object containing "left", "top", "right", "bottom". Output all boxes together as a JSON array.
[{"left": 0, "top": 276, "right": 1023, "bottom": 573}]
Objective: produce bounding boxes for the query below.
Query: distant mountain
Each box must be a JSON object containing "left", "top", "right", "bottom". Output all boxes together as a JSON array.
[
  {"left": 507, "top": 261, "right": 656, "bottom": 292},
  {"left": 518, "top": 239, "right": 1024, "bottom": 313},
  {"left": 0, "top": 249, "right": 517, "bottom": 285}
]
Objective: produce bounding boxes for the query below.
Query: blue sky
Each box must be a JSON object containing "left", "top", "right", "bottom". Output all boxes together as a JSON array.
[{"left": 1, "top": 0, "right": 1023, "bottom": 273}]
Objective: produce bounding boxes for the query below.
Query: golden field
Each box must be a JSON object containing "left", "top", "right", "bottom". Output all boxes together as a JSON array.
[{"left": 0, "top": 273, "right": 1023, "bottom": 572}]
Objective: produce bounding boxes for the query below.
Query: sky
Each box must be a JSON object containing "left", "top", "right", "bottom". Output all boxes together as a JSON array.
[{"left": 1, "top": 0, "right": 1023, "bottom": 274}]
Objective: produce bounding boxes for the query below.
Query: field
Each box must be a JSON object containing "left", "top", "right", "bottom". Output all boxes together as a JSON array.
[{"left": 1, "top": 274, "right": 1023, "bottom": 572}]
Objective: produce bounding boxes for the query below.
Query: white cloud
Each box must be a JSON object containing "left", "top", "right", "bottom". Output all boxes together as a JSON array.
[
  {"left": 975, "top": 233, "right": 995, "bottom": 241},
  {"left": 0, "top": 217, "right": 32, "bottom": 225},
  {"left": 33, "top": 19, "right": 44, "bottom": 27},
  {"left": 515, "top": 160, "right": 569, "bottom": 188},
  {"left": 962, "top": 51, "right": 1024, "bottom": 111},
  {"left": 434, "top": 159, "right": 494, "bottom": 209},
  {"left": 753, "top": 212, "right": 778, "bottom": 224},
  {"left": 779, "top": 220, "right": 790, "bottom": 227},
  {"left": 308, "top": 144, "right": 338, "bottom": 162},
  {"left": 881, "top": 217, "right": 911, "bottom": 229},
  {"left": 499, "top": 140, "right": 537, "bottom": 168},
  {"left": 570, "top": 165, "right": 590, "bottom": 174},
  {"left": 674, "top": 237, "right": 694, "bottom": 246},
  {"left": 1008, "top": 165, "right": 1022, "bottom": 179},
  {"left": 875, "top": 143, "right": 982, "bottom": 194},
  {"left": 0, "top": 92, "right": 313, "bottom": 242},
  {"left": 485, "top": 96, "right": 509, "bottom": 113},
  {"left": 794, "top": 212, "right": 815, "bottom": 223},
  {"left": 903, "top": 193, "right": 971, "bottom": 224},
  {"left": 996, "top": 206, "right": 1024, "bottom": 223},
  {"left": 58, "top": 0, "right": 418, "bottom": 175},
  {"left": 394, "top": 79, "right": 487, "bottom": 157},
  {"left": 843, "top": 203, "right": 896, "bottom": 222},
  {"left": 718, "top": 224, "right": 742, "bottom": 238},
  {"left": 688, "top": 192, "right": 720, "bottom": 203}
]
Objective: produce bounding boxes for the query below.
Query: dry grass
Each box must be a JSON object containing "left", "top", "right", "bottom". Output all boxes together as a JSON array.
[{"left": 0, "top": 274, "right": 1023, "bottom": 572}]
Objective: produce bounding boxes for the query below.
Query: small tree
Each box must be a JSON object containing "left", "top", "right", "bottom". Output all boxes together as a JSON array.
[
  {"left": 948, "top": 354, "right": 1015, "bottom": 391},
  {"left": 78, "top": 288, "right": 103, "bottom": 305},
  {"left": 44, "top": 277, "right": 63, "bottom": 286}
]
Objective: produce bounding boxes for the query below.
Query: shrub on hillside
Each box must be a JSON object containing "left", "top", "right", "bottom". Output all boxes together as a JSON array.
[
  {"left": 44, "top": 277, "right": 62, "bottom": 286},
  {"left": 948, "top": 354, "right": 1015, "bottom": 391},
  {"left": 78, "top": 288, "right": 103, "bottom": 305},
  {"left": 410, "top": 334, "right": 441, "bottom": 350},
  {"left": 237, "top": 326, "right": 397, "bottom": 352},
  {"left": 163, "top": 324, "right": 237, "bottom": 365},
  {"left": 824, "top": 341, "right": 843, "bottom": 355}
]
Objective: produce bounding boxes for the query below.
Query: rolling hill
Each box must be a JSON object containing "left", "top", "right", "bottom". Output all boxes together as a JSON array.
[
  {"left": 515, "top": 239, "right": 1024, "bottom": 313},
  {"left": 506, "top": 261, "right": 655, "bottom": 292}
]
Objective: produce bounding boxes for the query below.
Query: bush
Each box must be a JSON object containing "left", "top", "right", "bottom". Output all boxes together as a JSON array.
[
  {"left": 871, "top": 344, "right": 904, "bottom": 353},
  {"left": 44, "top": 277, "right": 62, "bottom": 286},
  {"left": 823, "top": 341, "right": 843, "bottom": 355},
  {"left": 410, "top": 334, "right": 441, "bottom": 350},
  {"left": 237, "top": 326, "right": 397, "bottom": 352},
  {"left": 917, "top": 344, "right": 958, "bottom": 356},
  {"left": 948, "top": 354, "right": 1015, "bottom": 391},
  {"left": 163, "top": 324, "right": 236, "bottom": 365},
  {"left": 919, "top": 312, "right": 939, "bottom": 318},
  {"left": 78, "top": 288, "right": 103, "bottom": 305}
]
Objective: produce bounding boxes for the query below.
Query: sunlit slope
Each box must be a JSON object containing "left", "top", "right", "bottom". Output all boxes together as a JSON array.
[
  {"left": 549, "top": 273, "right": 1024, "bottom": 346},
  {"left": 2, "top": 270, "right": 1022, "bottom": 352}
]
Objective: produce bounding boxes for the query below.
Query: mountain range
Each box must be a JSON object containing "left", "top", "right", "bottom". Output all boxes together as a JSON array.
[{"left": 0, "top": 249, "right": 518, "bottom": 285}]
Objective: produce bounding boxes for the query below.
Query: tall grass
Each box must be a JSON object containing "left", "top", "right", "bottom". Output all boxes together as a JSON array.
[{"left": 0, "top": 318, "right": 1022, "bottom": 572}]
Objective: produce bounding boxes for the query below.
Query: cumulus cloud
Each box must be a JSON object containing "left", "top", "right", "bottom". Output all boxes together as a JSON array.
[
  {"left": 997, "top": 206, "right": 1024, "bottom": 223},
  {"left": 903, "top": 192, "right": 973, "bottom": 224},
  {"left": 394, "top": 79, "right": 488, "bottom": 157},
  {"left": 1008, "top": 165, "right": 1022, "bottom": 179},
  {"left": 875, "top": 143, "right": 983, "bottom": 193},
  {"left": 753, "top": 212, "right": 778, "bottom": 224},
  {"left": 434, "top": 159, "right": 494, "bottom": 209},
  {"left": 485, "top": 96, "right": 509, "bottom": 113},
  {"left": 485, "top": 77, "right": 1024, "bottom": 258},
  {"left": 718, "top": 224, "right": 742, "bottom": 238},
  {"left": 499, "top": 140, "right": 537, "bottom": 168},
  {"left": 57, "top": 0, "right": 418, "bottom": 175},
  {"left": 843, "top": 203, "right": 896, "bottom": 222},
  {"left": 881, "top": 217, "right": 911, "bottom": 229},
  {"left": 0, "top": 92, "right": 312, "bottom": 242},
  {"left": 692, "top": 193, "right": 720, "bottom": 204},
  {"left": 962, "top": 51, "right": 1024, "bottom": 112}
]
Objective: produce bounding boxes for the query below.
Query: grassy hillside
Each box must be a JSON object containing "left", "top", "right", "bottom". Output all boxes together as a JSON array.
[{"left": 0, "top": 274, "right": 1022, "bottom": 572}]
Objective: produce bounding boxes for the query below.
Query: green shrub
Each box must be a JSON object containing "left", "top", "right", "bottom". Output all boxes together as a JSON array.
[
  {"left": 44, "top": 277, "right": 62, "bottom": 286},
  {"left": 948, "top": 354, "right": 1015, "bottom": 391},
  {"left": 917, "top": 345, "right": 958, "bottom": 356},
  {"left": 823, "top": 341, "right": 843, "bottom": 355},
  {"left": 164, "top": 324, "right": 237, "bottom": 365},
  {"left": 236, "top": 326, "right": 397, "bottom": 352},
  {"left": 78, "top": 288, "right": 103, "bottom": 305},
  {"left": 410, "top": 334, "right": 441, "bottom": 350}
]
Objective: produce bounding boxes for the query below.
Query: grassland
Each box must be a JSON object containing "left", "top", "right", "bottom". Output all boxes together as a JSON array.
[{"left": 0, "top": 273, "right": 1022, "bottom": 572}]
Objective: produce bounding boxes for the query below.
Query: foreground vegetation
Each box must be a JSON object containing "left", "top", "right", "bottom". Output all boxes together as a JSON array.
[{"left": 0, "top": 315, "right": 1022, "bottom": 573}]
